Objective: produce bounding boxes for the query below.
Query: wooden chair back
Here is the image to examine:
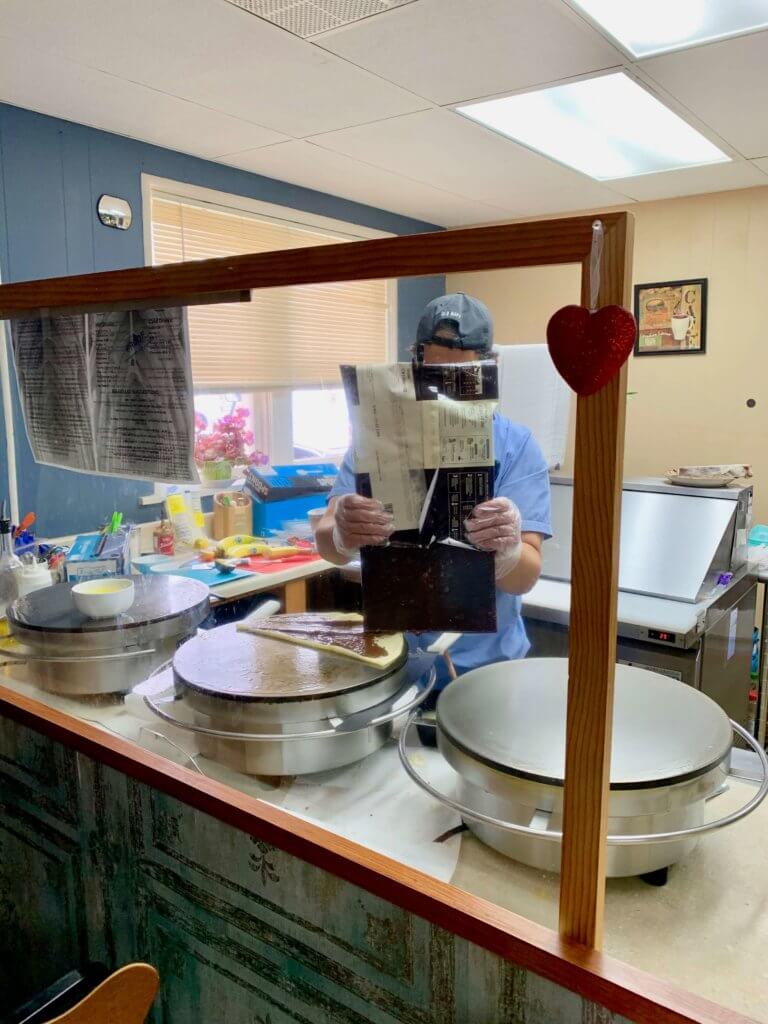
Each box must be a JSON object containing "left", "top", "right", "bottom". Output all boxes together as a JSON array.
[{"left": 45, "top": 964, "right": 159, "bottom": 1024}]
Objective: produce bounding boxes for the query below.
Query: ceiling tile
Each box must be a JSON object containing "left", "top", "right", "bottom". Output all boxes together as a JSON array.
[
  {"left": 0, "top": 37, "right": 286, "bottom": 156},
  {"left": 223, "top": 0, "right": 419, "bottom": 38},
  {"left": 0, "top": 0, "right": 430, "bottom": 137},
  {"left": 317, "top": 0, "right": 623, "bottom": 105},
  {"left": 218, "top": 140, "right": 512, "bottom": 224},
  {"left": 310, "top": 108, "right": 633, "bottom": 214},
  {"left": 639, "top": 30, "right": 768, "bottom": 158},
  {"left": 609, "top": 160, "right": 768, "bottom": 202}
]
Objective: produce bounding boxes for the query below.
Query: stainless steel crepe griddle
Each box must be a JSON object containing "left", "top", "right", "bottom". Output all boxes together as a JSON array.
[
  {"left": 136, "top": 620, "right": 435, "bottom": 776},
  {"left": 399, "top": 658, "right": 768, "bottom": 878},
  {"left": 5, "top": 575, "right": 209, "bottom": 695}
]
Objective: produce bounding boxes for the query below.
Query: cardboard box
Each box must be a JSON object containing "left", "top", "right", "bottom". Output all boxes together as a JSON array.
[
  {"left": 65, "top": 528, "right": 132, "bottom": 582},
  {"left": 245, "top": 463, "right": 337, "bottom": 536}
]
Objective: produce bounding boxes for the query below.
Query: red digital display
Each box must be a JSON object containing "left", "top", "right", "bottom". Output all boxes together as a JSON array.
[{"left": 648, "top": 629, "right": 676, "bottom": 643}]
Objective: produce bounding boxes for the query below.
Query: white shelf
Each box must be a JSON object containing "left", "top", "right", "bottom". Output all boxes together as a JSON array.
[{"left": 138, "top": 479, "right": 246, "bottom": 507}]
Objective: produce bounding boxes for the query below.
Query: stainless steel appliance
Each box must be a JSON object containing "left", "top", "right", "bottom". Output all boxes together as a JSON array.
[
  {"left": 522, "top": 478, "right": 756, "bottom": 729},
  {"left": 4, "top": 576, "right": 210, "bottom": 695},
  {"left": 399, "top": 659, "right": 768, "bottom": 878},
  {"left": 136, "top": 621, "right": 434, "bottom": 775}
]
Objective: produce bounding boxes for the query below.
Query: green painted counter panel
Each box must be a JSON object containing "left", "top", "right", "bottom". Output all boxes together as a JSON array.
[{"left": 0, "top": 714, "right": 630, "bottom": 1023}]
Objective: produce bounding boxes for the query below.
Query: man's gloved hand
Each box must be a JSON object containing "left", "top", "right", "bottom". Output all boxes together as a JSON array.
[
  {"left": 464, "top": 496, "right": 523, "bottom": 581},
  {"left": 332, "top": 494, "right": 394, "bottom": 559}
]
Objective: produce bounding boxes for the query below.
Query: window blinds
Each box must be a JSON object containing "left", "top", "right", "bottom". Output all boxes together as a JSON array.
[{"left": 150, "top": 195, "right": 389, "bottom": 390}]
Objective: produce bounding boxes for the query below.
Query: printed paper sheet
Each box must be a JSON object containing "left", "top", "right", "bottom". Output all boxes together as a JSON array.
[
  {"left": 342, "top": 361, "right": 497, "bottom": 536},
  {"left": 10, "top": 307, "right": 198, "bottom": 483}
]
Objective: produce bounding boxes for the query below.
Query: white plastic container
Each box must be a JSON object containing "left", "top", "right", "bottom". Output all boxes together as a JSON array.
[{"left": 16, "top": 560, "right": 52, "bottom": 598}]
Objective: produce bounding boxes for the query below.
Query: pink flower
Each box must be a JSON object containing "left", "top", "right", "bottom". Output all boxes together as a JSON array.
[{"left": 194, "top": 404, "right": 268, "bottom": 467}]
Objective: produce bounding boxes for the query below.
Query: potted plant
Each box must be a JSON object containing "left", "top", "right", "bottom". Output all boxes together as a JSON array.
[{"left": 194, "top": 407, "right": 268, "bottom": 484}]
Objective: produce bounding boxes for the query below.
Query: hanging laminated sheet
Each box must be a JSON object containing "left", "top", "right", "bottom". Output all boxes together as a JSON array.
[{"left": 10, "top": 307, "right": 198, "bottom": 483}]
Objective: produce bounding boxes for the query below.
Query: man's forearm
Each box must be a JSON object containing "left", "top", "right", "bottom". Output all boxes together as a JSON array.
[{"left": 496, "top": 541, "right": 542, "bottom": 595}]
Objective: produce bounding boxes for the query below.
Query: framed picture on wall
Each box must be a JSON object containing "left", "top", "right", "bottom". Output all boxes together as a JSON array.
[{"left": 634, "top": 278, "right": 707, "bottom": 356}]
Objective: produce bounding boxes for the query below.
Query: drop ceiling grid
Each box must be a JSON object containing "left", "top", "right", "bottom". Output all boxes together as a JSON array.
[
  {"left": 303, "top": 106, "right": 639, "bottom": 212},
  {"left": 0, "top": 0, "right": 436, "bottom": 140},
  {"left": 216, "top": 138, "right": 518, "bottom": 225},
  {"left": 313, "top": 0, "right": 627, "bottom": 107},
  {"left": 222, "top": 0, "right": 417, "bottom": 39},
  {"left": 0, "top": 34, "right": 290, "bottom": 157},
  {"left": 309, "top": 0, "right": 768, "bottom": 189},
  {"left": 0, "top": 0, "right": 765, "bottom": 225},
  {"left": 635, "top": 28, "right": 768, "bottom": 160}
]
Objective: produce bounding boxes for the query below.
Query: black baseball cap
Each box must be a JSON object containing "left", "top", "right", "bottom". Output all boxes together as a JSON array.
[{"left": 416, "top": 292, "right": 493, "bottom": 352}]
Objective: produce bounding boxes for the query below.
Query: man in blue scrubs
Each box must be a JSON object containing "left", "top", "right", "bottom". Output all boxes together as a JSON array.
[{"left": 315, "top": 292, "right": 552, "bottom": 686}]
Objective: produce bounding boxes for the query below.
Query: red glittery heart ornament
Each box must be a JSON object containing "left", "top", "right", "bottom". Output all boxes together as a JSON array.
[{"left": 546, "top": 304, "right": 636, "bottom": 397}]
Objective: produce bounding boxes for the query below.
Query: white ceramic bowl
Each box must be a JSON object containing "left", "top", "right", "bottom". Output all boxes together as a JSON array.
[{"left": 72, "top": 577, "right": 135, "bottom": 619}]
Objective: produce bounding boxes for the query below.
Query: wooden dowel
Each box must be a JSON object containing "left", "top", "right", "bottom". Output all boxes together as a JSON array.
[
  {"left": 558, "top": 215, "right": 633, "bottom": 949},
  {"left": 558, "top": 369, "right": 627, "bottom": 948}
]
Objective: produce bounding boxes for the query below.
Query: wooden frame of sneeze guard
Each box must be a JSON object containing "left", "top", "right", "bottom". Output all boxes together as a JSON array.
[{"left": 0, "top": 212, "right": 633, "bottom": 950}]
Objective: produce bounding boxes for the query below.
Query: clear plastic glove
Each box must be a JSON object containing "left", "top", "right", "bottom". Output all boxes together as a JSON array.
[
  {"left": 332, "top": 493, "right": 394, "bottom": 559},
  {"left": 464, "top": 496, "right": 523, "bottom": 581}
]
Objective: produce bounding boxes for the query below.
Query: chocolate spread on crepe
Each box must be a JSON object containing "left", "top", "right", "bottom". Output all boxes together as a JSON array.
[
  {"left": 237, "top": 612, "right": 405, "bottom": 667},
  {"left": 255, "top": 614, "right": 388, "bottom": 659}
]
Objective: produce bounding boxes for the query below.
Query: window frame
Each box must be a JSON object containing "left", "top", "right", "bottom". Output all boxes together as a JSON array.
[
  {"left": 139, "top": 175, "right": 398, "bottom": 501},
  {"left": 140, "top": 174, "right": 399, "bottom": 367}
]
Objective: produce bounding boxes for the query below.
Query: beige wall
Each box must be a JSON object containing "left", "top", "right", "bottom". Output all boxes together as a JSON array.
[{"left": 447, "top": 186, "right": 768, "bottom": 523}]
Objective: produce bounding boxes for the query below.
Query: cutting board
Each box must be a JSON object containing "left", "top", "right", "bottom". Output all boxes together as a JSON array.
[
  {"left": 243, "top": 553, "right": 320, "bottom": 574},
  {"left": 151, "top": 560, "right": 254, "bottom": 589}
]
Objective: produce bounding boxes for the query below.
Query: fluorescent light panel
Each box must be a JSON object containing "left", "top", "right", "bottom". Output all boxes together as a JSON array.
[
  {"left": 570, "top": 0, "right": 768, "bottom": 58},
  {"left": 457, "top": 73, "right": 729, "bottom": 180}
]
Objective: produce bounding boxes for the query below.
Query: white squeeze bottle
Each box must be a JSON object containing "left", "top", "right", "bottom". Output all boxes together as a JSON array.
[{"left": 0, "top": 504, "right": 22, "bottom": 619}]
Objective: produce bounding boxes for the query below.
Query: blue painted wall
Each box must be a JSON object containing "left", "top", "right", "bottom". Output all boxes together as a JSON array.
[{"left": 0, "top": 103, "right": 445, "bottom": 536}]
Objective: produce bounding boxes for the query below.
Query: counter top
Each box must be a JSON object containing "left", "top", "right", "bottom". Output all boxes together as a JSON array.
[
  {"left": 522, "top": 578, "right": 708, "bottom": 640},
  {"left": 151, "top": 555, "right": 335, "bottom": 602},
  {"left": 0, "top": 666, "right": 766, "bottom": 1022}
]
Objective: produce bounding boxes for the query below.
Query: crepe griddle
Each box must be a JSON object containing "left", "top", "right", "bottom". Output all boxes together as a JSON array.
[
  {"left": 172, "top": 622, "right": 408, "bottom": 703},
  {"left": 9, "top": 575, "right": 209, "bottom": 635}
]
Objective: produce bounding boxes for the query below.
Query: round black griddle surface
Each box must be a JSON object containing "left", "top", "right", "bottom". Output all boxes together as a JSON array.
[
  {"left": 9, "top": 575, "right": 210, "bottom": 635},
  {"left": 173, "top": 623, "right": 406, "bottom": 703}
]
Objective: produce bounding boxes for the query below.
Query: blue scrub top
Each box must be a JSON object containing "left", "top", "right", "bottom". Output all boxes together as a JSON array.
[{"left": 330, "top": 413, "right": 552, "bottom": 687}]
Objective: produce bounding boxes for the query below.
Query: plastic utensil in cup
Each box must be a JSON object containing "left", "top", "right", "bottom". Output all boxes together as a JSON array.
[{"left": 72, "top": 577, "right": 135, "bottom": 619}]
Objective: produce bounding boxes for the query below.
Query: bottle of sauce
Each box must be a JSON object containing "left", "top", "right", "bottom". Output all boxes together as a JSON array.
[
  {"left": 0, "top": 512, "right": 23, "bottom": 619},
  {"left": 153, "top": 518, "right": 175, "bottom": 556}
]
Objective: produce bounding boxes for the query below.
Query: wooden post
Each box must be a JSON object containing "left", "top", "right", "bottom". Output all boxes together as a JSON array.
[{"left": 558, "top": 217, "right": 634, "bottom": 949}]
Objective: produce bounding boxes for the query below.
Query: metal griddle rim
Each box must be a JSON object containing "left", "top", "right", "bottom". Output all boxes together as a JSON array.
[
  {"left": 8, "top": 581, "right": 210, "bottom": 636},
  {"left": 174, "top": 639, "right": 409, "bottom": 704},
  {"left": 437, "top": 721, "right": 731, "bottom": 792}
]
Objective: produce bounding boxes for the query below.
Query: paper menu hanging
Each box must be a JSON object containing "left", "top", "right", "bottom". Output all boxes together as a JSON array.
[
  {"left": 10, "top": 313, "right": 97, "bottom": 473},
  {"left": 10, "top": 307, "right": 199, "bottom": 483}
]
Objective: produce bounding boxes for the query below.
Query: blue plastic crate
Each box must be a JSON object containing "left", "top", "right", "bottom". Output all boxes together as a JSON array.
[
  {"left": 246, "top": 462, "right": 338, "bottom": 537},
  {"left": 253, "top": 492, "right": 330, "bottom": 536}
]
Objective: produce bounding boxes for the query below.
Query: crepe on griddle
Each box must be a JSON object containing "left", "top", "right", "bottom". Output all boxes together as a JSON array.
[{"left": 236, "top": 611, "right": 405, "bottom": 668}]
